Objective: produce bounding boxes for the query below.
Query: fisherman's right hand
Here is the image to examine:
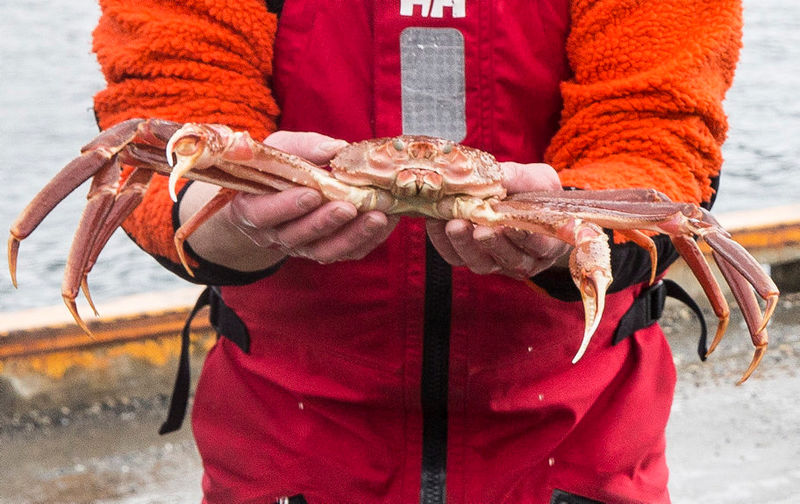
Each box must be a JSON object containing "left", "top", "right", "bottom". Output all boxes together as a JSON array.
[{"left": 180, "top": 131, "right": 398, "bottom": 271}]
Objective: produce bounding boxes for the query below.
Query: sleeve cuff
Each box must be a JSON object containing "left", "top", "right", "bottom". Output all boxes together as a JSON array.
[{"left": 164, "top": 181, "right": 286, "bottom": 285}]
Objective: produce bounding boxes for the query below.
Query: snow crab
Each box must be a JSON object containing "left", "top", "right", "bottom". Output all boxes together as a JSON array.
[{"left": 8, "top": 119, "right": 779, "bottom": 382}]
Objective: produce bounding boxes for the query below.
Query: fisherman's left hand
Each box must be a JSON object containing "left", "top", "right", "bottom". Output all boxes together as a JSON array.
[{"left": 426, "top": 161, "right": 570, "bottom": 279}]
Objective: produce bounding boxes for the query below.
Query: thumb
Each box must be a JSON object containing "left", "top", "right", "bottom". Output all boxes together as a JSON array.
[
  {"left": 501, "top": 161, "right": 562, "bottom": 194},
  {"left": 263, "top": 131, "right": 349, "bottom": 164}
]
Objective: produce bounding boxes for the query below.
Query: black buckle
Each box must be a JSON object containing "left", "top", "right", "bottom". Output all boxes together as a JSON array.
[
  {"left": 613, "top": 281, "right": 666, "bottom": 346},
  {"left": 613, "top": 279, "right": 708, "bottom": 361},
  {"left": 551, "top": 489, "right": 604, "bottom": 504},
  {"left": 645, "top": 279, "right": 667, "bottom": 323},
  {"left": 274, "top": 496, "right": 308, "bottom": 504}
]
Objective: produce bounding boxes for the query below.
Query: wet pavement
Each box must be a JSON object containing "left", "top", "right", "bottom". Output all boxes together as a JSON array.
[{"left": 1, "top": 293, "right": 799, "bottom": 504}]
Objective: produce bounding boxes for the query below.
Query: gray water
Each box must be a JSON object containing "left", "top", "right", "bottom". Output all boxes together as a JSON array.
[{"left": 1, "top": 0, "right": 798, "bottom": 313}]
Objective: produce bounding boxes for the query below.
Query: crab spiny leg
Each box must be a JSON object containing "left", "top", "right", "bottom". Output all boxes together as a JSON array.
[
  {"left": 174, "top": 188, "right": 238, "bottom": 276},
  {"left": 702, "top": 230, "right": 779, "bottom": 334},
  {"left": 699, "top": 209, "right": 779, "bottom": 333},
  {"left": 615, "top": 229, "right": 659, "bottom": 285},
  {"left": 569, "top": 221, "right": 613, "bottom": 363},
  {"left": 9, "top": 152, "right": 121, "bottom": 287},
  {"left": 74, "top": 158, "right": 128, "bottom": 317},
  {"left": 711, "top": 250, "right": 769, "bottom": 384},
  {"left": 80, "top": 167, "right": 156, "bottom": 302},
  {"left": 8, "top": 119, "right": 146, "bottom": 286},
  {"left": 511, "top": 188, "right": 672, "bottom": 205},
  {"left": 60, "top": 156, "right": 126, "bottom": 335},
  {"left": 671, "top": 234, "right": 730, "bottom": 355}
]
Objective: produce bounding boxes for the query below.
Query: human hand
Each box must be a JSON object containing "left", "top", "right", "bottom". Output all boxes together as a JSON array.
[
  {"left": 224, "top": 131, "right": 400, "bottom": 264},
  {"left": 426, "top": 161, "right": 570, "bottom": 279},
  {"left": 180, "top": 131, "right": 399, "bottom": 271}
]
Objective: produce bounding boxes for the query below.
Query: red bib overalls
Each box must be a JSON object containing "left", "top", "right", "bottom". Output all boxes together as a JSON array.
[{"left": 191, "top": 2, "right": 676, "bottom": 503}]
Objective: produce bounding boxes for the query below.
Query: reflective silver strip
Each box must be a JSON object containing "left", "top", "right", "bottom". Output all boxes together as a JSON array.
[{"left": 400, "top": 28, "right": 466, "bottom": 142}]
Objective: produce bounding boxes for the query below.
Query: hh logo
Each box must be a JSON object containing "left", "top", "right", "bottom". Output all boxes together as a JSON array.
[{"left": 400, "top": 0, "right": 466, "bottom": 18}]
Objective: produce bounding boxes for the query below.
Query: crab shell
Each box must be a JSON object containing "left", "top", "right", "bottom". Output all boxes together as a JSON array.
[{"left": 329, "top": 136, "right": 506, "bottom": 203}]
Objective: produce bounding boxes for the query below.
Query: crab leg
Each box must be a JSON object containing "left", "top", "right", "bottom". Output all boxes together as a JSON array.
[
  {"left": 77, "top": 167, "right": 157, "bottom": 314},
  {"left": 63, "top": 163, "right": 161, "bottom": 333},
  {"left": 498, "top": 193, "right": 778, "bottom": 379},
  {"left": 8, "top": 119, "right": 177, "bottom": 284},
  {"left": 173, "top": 187, "right": 238, "bottom": 275},
  {"left": 511, "top": 194, "right": 778, "bottom": 333},
  {"left": 670, "top": 234, "right": 730, "bottom": 353},
  {"left": 8, "top": 146, "right": 129, "bottom": 286},
  {"left": 8, "top": 119, "right": 184, "bottom": 335},
  {"left": 60, "top": 157, "right": 125, "bottom": 332},
  {"left": 164, "top": 124, "right": 396, "bottom": 213},
  {"left": 511, "top": 188, "right": 672, "bottom": 204},
  {"left": 701, "top": 223, "right": 779, "bottom": 333},
  {"left": 614, "top": 229, "right": 659, "bottom": 285},
  {"left": 712, "top": 250, "right": 769, "bottom": 384},
  {"left": 567, "top": 221, "right": 613, "bottom": 362}
]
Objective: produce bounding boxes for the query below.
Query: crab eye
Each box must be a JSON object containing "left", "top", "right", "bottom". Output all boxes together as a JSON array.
[
  {"left": 393, "top": 139, "right": 405, "bottom": 151},
  {"left": 442, "top": 143, "right": 453, "bottom": 154}
]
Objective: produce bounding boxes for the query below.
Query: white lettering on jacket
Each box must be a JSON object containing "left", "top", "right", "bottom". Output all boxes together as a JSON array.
[{"left": 400, "top": 0, "right": 466, "bottom": 18}]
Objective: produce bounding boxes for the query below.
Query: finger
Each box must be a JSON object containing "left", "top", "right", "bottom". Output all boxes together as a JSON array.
[
  {"left": 273, "top": 201, "right": 358, "bottom": 249},
  {"left": 501, "top": 161, "right": 562, "bottom": 194},
  {"left": 474, "top": 226, "right": 537, "bottom": 278},
  {"left": 505, "top": 228, "right": 571, "bottom": 264},
  {"left": 227, "top": 187, "right": 323, "bottom": 231},
  {"left": 426, "top": 219, "right": 466, "bottom": 266},
  {"left": 263, "top": 131, "right": 349, "bottom": 164},
  {"left": 446, "top": 220, "right": 500, "bottom": 275},
  {"left": 300, "top": 212, "right": 398, "bottom": 263}
]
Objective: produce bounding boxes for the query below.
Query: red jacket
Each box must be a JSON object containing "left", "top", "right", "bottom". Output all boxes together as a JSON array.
[{"left": 91, "top": 1, "right": 742, "bottom": 502}]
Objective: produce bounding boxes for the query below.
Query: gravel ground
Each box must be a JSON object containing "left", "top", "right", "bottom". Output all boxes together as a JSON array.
[
  {"left": 664, "top": 292, "right": 800, "bottom": 503},
  {"left": 1, "top": 294, "right": 798, "bottom": 504}
]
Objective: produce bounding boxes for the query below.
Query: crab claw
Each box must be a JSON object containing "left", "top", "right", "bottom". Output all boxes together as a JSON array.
[
  {"left": 63, "top": 292, "right": 93, "bottom": 337},
  {"left": 8, "top": 234, "right": 20, "bottom": 288},
  {"left": 166, "top": 129, "right": 208, "bottom": 202},
  {"left": 738, "top": 342, "right": 767, "bottom": 385},
  {"left": 568, "top": 222, "right": 613, "bottom": 363},
  {"left": 573, "top": 267, "right": 612, "bottom": 363}
]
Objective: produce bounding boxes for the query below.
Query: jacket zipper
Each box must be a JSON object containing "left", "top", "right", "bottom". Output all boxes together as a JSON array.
[{"left": 420, "top": 237, "right": 452, "bottom": 504}]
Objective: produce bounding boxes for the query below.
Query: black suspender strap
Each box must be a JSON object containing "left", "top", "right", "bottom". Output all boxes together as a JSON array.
[
  {"left": 159, "top": 286, "right": 251, "bottom": 434},
  {"left": 551, "top": 488, "right": 605, "bottom": 504},
  {"left": 274, "top": 496, "right": 308, "bottom": 504},
  {"left": 207, "top": 286, "right": 250, "bottom": 353},
  {"left": 265, "top": 0, "right": 284, "bottom": 15},
  {"left": 159, "top": 287, "right": 211, "bottom": 434},
  {"left": 613, "top": 279, "right": 709, "bottom": 361}
]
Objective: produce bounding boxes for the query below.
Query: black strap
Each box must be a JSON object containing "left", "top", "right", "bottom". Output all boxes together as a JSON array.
[
  {"left": 208, "top": 286, "right": 251, "bottom": 353},
  {"left": 159, "top": 286, "right": 251, "bottom": 434},
  {"left": 265, "top": 0, "right": 284, "bottom": 15},
  {"left": 274, "top": 496, "right": 308, "bottom": 504},
  {"left": 551, "top": 489, "right": 604, "bottom": 504},
  {"left": 159, "top": 286, "right": 211, "bottom": 434},
  {"left": 613, "top": 279, "right": 708, "bottom": 361}
]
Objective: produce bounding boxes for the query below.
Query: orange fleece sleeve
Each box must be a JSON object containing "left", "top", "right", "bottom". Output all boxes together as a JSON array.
[
  {"left": 546, "top": 0, "right": 743, "bottom": 206},
  {"left": 92, "top": 0, "right": 279, "bottom": 265}
]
